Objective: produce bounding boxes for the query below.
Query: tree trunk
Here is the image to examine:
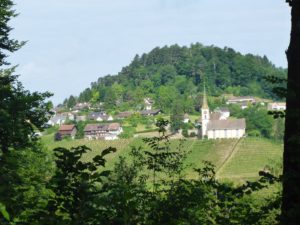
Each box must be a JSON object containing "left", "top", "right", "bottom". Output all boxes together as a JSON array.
[{"left": 282, "top": 1, "right": 300, "bottom": 224}]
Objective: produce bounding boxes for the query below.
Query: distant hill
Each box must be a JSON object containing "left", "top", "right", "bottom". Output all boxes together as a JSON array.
[{"left": 65, "top": 43, "right": 286, "bottom": 112}]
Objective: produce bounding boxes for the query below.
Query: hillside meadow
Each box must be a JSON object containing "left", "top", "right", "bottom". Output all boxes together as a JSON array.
[{"left": 42, "top": 134, "right": 283, "bottom": 184}]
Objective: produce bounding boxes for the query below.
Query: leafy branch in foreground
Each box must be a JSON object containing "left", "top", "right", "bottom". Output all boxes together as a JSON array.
[
  {"left": 36, "top": 145, "right": 116, "bottom": 225},
  {"left": 142, "top": 118, "right": 188, "bottom": 192}
]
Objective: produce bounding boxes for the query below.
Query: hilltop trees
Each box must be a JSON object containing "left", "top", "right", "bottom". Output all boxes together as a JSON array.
[{"left": 72, "top": 44, "right": 286, "bottom": 112}]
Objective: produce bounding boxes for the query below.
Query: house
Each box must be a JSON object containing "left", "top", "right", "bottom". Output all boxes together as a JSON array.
[
  {"left": 84, "top": 123, "right": 123, "bottom": 140},
  {"left": 67, "top": 113, "right": 75, "bottom": 121},
  {"left": 75, "top": 115, "right": 87, "bottom": 122},
  {"left": 89, "top": 112, "right": 113, "bottom": 121},
  {"left": 72, "top": 102, "right": 91, "bottom": 112},
  {"left": 206, "top": 119, "right": 246, "bottom": 139},
  {"left": 140, "top": 109, "right": 161, "bottom": 116},
  {"left": 144, "top": 98, "right": 154, "bottom": 110},
  {"left": 268, "top": 102, "right": 286, "bottom": 111},
  {"left": 240, "top": 101, "right": 249, "bottom": 110},
  {"left": 226, "top": 96, "right": 256, "bottom": 109},
  {"left": 183, "top": 113, "right": 190, "bottom": 123},
  {"left": 200, "top": 88, "right": 246, "bottom": 139},
  {"left": 53, "top": 105, "right": 65, "bottom": 113},
  {"left": 47, "top": 114, "right": 67, "bottom": 126},
  {"left": 90, "top": 102, "right": 104, "bottom": 110},
  {"left": 60, "top": 112, "right": 75, "bottom": 121},
  {"left": 210, "top": 112, "right": 222, "bottom": 120},
  {"left": 226, "top": 96, "right": 256, "bottom": 104},
  {"left": 58, "top": 124, "right": 77, "bottom": 139},
  {"left": 214, "top": 107, "right": 230, "bottom": 120},
  {"left": 116, "top": 111, "right": 133, "bottom": 119}
]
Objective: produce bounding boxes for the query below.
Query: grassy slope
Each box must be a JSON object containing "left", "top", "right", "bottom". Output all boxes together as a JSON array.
[
  {"left": 217, "top": 138, "right": 283, "bottom": 183},
  {"left": 42, "top": 134, "right": 283, "bottom": 182}
]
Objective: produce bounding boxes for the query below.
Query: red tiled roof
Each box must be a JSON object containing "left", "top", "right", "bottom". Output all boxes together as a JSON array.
[
  {"left": 108, "top": 123, "right": 120, "bottom": 131},
  {"left": 84, "top": 123, "right": 121, "bottom": 132},
  {"left": 59, "top": 124, "right": 75, "bottom": 131}
]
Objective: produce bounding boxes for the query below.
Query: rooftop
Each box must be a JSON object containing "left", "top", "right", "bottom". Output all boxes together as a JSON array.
[
  {"left": 207, "top": 118, "right": 246, "bottom": 130},
  {"left": 59, "top": 124, "right": 75, "bottom": 131}
]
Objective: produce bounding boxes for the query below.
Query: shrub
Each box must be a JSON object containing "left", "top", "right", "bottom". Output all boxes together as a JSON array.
[
  {"left": 54, "top": 132, "right": 62, "bottom": 141},
  {"left": 182, "top": 128, "right": 189, "bottom": 138},
  {"left": 190, "top": 132, "right": 197, "bottom": 137}
]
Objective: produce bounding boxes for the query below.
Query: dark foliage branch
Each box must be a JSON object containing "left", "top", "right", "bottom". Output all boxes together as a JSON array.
[{"left": 36, "top": 145, "right": 116, "bottom": 225}]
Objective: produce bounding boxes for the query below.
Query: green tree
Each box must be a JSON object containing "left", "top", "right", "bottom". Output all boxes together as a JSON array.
[
  {"left": 67, "top": 95, "right": 76, "bottom": 109},
  {"left": 170, "top": 100, "right": 184, "bottom": 132},
  {"left": 0, "top": 1, "right": 53, "bottom": 223},
  {"left": 38, "top": 146, "right": 116, "bottom": 225},
  {"left": 90, "top": 90, "right": 100, "bottom": 105},
  {"left": 97, "top": 150, "right": 149, "bottom": 225},
  {"left": 156, "top": 85, "right": 178, "bottom": 112},
  {"left": 0, "top": 69, "right": 52, "bottom": 154},
  {"left": 104, "top": 88, "right": 117, "bottom": 109},
  {"left": 0, "top": 145, "right": 54, "bottom": 224},
  {"left": 0, "top": 0, "right": 24, "bottom": 66},
  {"left": 0, "top": 1, "right": 52, "bottom": 155},
  {"left": 159, "top": 65, "right": 177, "bottom": 85}
]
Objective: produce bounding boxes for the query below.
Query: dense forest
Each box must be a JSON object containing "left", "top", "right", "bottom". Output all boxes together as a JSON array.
[{"left": 65, "top": 44, "right": 286, "bottom": 112}]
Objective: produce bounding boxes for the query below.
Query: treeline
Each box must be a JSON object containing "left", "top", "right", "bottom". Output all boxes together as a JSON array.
[{"left": 65, "top": 44, "right": 286, "bottom": 112}]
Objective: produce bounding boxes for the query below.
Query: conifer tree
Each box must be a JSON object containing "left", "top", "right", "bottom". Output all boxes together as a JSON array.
[{"left": 0, "top": 0, "right": 52, "bottom": 154}]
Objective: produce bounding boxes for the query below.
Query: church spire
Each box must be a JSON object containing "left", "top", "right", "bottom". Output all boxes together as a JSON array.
[{"left": 202, "top": 84, "right": 208, "bottom": 109}]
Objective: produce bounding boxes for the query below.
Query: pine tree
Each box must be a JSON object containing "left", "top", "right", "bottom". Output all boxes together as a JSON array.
[{"left": 0, "top": 0, "right": 52, "bottom": 154}]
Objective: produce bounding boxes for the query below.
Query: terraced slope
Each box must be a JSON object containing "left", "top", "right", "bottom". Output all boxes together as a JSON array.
[
  {"left": 184, "top": 139, "right": 238, "bottom": 179},
  {"left": 217, "top": 138, "right": 283, "bottom": 183},
  {"left": 42, "top": 134, "right": 133, "bottom": 168},
  {"left": 42, "top": 135, "right": 283, "bottom": 183}
]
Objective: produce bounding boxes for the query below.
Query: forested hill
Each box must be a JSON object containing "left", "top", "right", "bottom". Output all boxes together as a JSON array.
[{"left": 66, "top": 43, "right": 286, "bottom": 112}]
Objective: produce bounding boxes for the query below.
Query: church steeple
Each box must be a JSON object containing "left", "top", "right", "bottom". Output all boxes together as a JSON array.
[
  {"left": 201, "top": 83, "right": 210, "bottom": 138},
  {"left": 202, "top": 85, "right": 208, "bottom": 109}
]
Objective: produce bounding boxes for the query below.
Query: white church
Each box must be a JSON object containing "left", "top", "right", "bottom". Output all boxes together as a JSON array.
[{"left": 200, "top": 88, "right": 246, "bottom": 139}]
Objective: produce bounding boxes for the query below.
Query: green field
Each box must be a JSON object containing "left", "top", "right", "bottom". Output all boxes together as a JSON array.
[
  {"left": 217, "top": 138, "right": 283, "bottom": 182},
  {"left": 42, "top": 134, "right": 283, "bottom": 183}
]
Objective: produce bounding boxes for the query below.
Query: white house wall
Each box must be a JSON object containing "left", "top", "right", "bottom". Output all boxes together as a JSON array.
[{"left": 220, "top": 112, "right": 230, "bottom": 120}]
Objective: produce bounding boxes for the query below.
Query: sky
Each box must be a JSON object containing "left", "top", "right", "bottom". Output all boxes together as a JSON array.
[{"left": 9, "top": 0, "right": 290, "bottom": 105}]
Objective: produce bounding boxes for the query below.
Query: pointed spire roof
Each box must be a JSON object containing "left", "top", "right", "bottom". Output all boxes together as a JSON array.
[{"left": 202, "top": 85, "right": 209, "bottom": 109}]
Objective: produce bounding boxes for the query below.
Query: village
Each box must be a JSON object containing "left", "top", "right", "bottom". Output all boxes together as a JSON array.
[{"left": 46, "top": 91, "right": 286, "bottom": 142}]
